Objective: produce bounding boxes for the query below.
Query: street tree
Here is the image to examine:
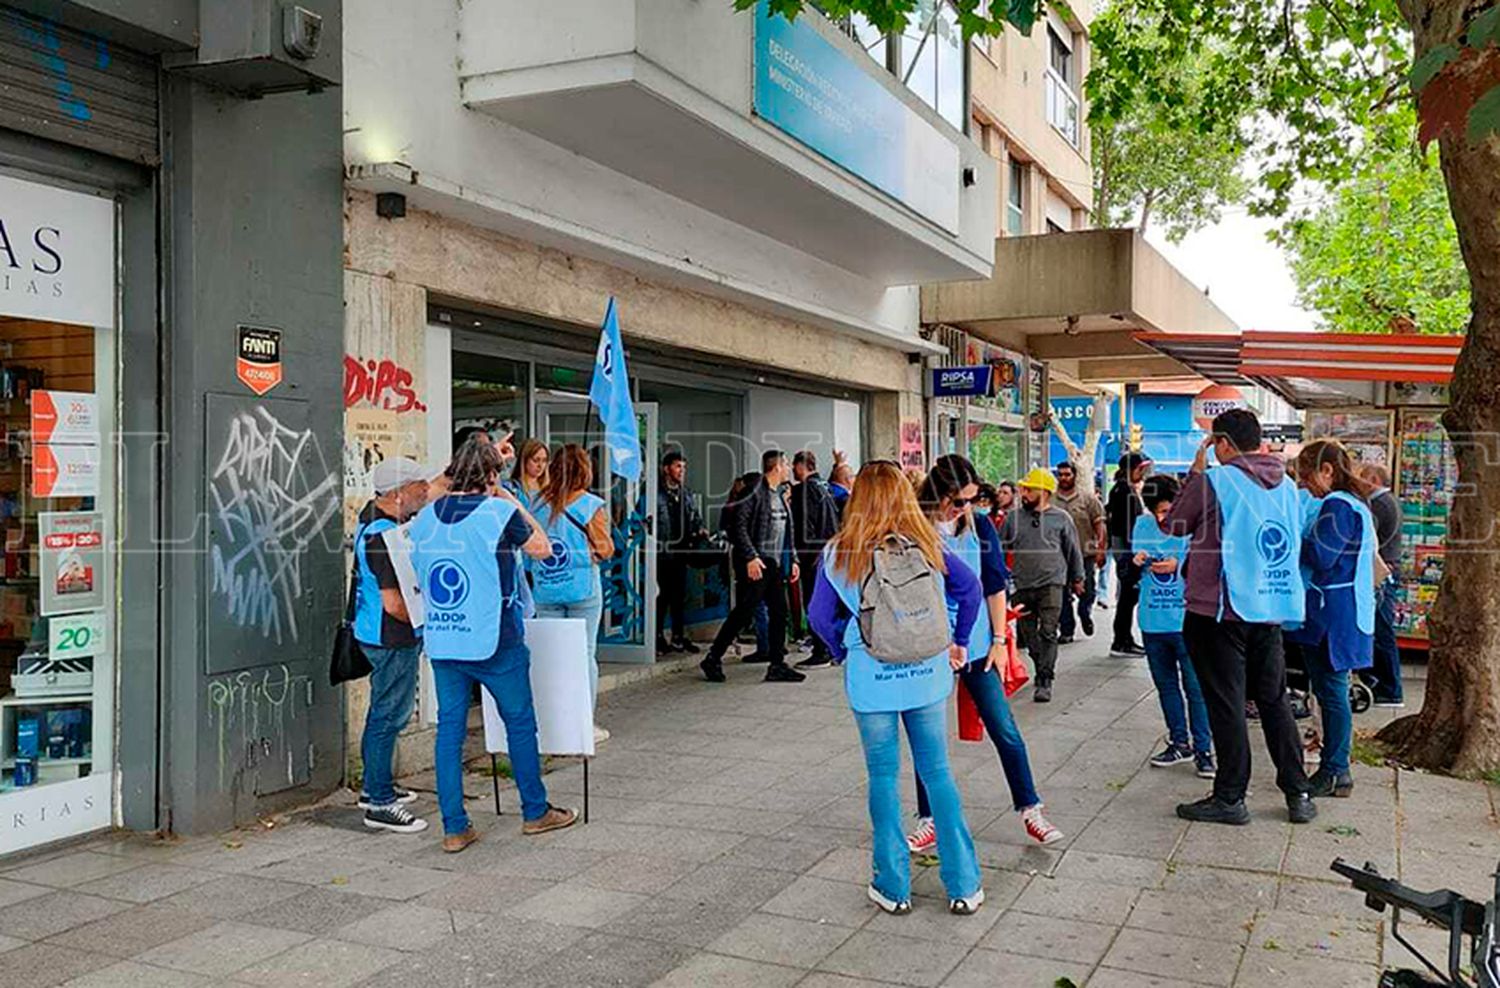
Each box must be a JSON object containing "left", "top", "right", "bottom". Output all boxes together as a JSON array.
[{"left": 741, "top": 0, "right": 1500, "bottom": 775}]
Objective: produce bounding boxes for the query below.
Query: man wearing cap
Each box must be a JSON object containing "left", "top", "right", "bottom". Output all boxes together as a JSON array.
[
  {"left": 352, "top": 457, "right": 434, "bottom": 834},
  {"left": 1000, "top": 469, "right": 1085, "bottom": 702}
]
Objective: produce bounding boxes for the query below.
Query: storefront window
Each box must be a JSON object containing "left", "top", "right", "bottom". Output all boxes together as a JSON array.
[{"left": 452, "top": 351, "right": 528, "bottom": 442}]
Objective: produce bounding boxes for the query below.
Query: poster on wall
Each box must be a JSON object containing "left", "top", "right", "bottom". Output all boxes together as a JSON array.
[
  {"left": 899, "top": 418, "right": 925, "bottom": 470},
  {"left": 31, "top": 391, "right": 99, "bottom": 445},
  {"left": 48, "top": 611, "right": 107, "bottom": 661},
  {"left": 32, "top": 444, "right": 100, "bottom": 498},
  {"left": 39, "top": 512, "right": 105, "bottom": 616},
  {"left": 343, "top": 407, "right": 422, "bottom": 531},
  {"left": 0, "top": 174, "right": 115, "bottom": 329},
  {"left": 964, "top": 339, "right": 1025, "bottom": 416}
]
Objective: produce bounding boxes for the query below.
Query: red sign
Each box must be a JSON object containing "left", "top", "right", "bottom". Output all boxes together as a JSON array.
[
  {"left": 32, "top": 445, "right": 99, "bottom": 498},
  {"left": 31, "top": 390, "right": 98, "bottom": 445},
  {"left": 237, "top": 325, "right": 283, "bottom": 396},
  {"left": 1192, "top": 384, "right": 1247, "bottom": 430}
]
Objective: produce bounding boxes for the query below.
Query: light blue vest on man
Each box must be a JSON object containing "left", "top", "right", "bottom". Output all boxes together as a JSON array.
[
  {"left": 941, "top": 525, "right": 991, "bottom": 656},
  {"left": 821, "top": 545, "right": 953, "bottom": 715},
  {"left": 532, "top": 492, "right": 605, "bottom": 605},
  {"left": 353, "top": 516, "right": 398, "bottom": 646},
  {"left": 1207, "top": 465, "right": 1305, "bottom": 624},
  {"left": 409, "top": 497, "right": 520, "bottom": 661},
  {"left": 1131, "top": 514, "right": 1187, "bottom": 634}
]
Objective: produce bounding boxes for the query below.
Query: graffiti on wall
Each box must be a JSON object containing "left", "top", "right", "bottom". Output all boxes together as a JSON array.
[
  {"left": 343, "top": 356, "right": 425, "bottom": 413},
  {"left": 206, "top": 664, "right": 312, "bottom": 791},
  {"left": 209, "top": 405, "right": 340, "bottom": 646},
  {"left": 343, "top": 353, "right": 427, "bottom": 531}
]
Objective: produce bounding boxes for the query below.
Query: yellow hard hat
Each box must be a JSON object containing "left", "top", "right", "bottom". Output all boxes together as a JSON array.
[{"left": 1018, "top": 467, "right": 1058, "bottom": 493}]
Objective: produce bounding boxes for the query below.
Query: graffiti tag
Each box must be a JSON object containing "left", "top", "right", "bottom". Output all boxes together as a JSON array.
[{"left": 343, "top": 355, "right": 425, "bottom": 412}]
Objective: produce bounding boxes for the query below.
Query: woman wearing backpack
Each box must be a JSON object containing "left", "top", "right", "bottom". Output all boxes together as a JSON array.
[
  {"left": 908, "top": 455, "right": 1063, "bottom": 852},
  {"left": 531, "top": 444, "right": 614, "bottom": 708},
  {"left": 807, "top": 460, "right": 987, "bottom": 916}
]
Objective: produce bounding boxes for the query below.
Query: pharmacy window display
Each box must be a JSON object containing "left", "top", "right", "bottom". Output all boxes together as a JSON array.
[{"left": 0, "top": 174, "right": 118, "bottom": 853}]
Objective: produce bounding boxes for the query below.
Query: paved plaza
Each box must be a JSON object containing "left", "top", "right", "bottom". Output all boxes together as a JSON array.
[{"left": 0, "top": 639, "right": 1491, "bottom": 987}]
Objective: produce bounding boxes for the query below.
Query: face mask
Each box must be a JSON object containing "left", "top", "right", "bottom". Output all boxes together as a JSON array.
[{"left": 937, "top": 518, "right": 957, "bottom": 536}]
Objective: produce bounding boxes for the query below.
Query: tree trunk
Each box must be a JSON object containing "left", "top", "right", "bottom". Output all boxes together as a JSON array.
[
  {"left": 1378, "top": 0, "right": 1500, "bottom": 774},
  {"left": 1138, "top": 189, "right": 1156, "bottom": 235}
]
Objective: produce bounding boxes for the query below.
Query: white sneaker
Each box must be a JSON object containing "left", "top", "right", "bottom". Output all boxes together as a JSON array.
[
  {"left": 905, "top": 817, "right": 936, "bottom": 854},
  {"left": 949, "top": 888, "right": 986, "bottom": 915},
  {"left": 594, "top": 725, "right": 611, "bottom": 745},
  {"left": 1021, "top": 804, "right": 1064, "bottom": 845},
  {"left": 868, "top": 884, "right": 912, "bottom": 915}
]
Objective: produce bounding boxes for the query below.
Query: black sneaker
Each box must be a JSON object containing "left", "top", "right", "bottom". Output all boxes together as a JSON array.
[
  {"left": 1287, "top": 792, "right": 1318, "bottom": 824},
  {"left": 1080, "top": 614, "right": 1095, "bottom": 637},
  {"left": 1034, "top": 684, "right": 1052, "bottom": 703},
  {"left": 358, "top": 785, "right": 418, "bottom": 810},
  {"left": 739, "top": 651, "right": 772, "bottom": 664},
  {"left": 1058, "top": 634, "right": 1075, "bottom": 645},
  {"left": 1149, "top": 744, "right": 1194, "bottom": 768},
  {"left": 795, "top": 653, "right": 833, "bottom": 669},
  {"left": 1109, "top": 642, "right": 1146, "bottom": 657},
  {"left": 765, "top": 663, "right": 807, "bottom": 683},
  {"left": 1307, "top": 769, "right": 1354, "bottom": 799},
  {"left": 672, "top": 638, "right": 701, "bottom": 654},
  {"left": 1176, "top": 795, "right": 1250, "bottom": 825},
  {"left": 700, "top": 657, "right": 726, "bottom": 683},
  {"left": 363, "top": 803, "right": 429, "bottom": 834},
  {"left": 1194, "top": 752, "right": 1217, "bottom": 779},
  {"left": 657, "top": 637, "right": 681, "bottom": 655}
]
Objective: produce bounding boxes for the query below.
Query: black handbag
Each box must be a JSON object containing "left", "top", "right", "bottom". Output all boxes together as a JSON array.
[{"left": 330, "top": 546, "right": 373, "bottom": 686}]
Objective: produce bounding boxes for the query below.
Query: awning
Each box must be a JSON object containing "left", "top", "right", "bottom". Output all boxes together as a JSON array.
[{"left": 1133, "top": 330, "right": 1463, "bottom": 408}]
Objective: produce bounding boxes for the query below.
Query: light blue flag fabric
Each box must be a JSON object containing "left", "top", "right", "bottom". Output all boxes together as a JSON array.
[{"left": 588, "top": 297, "right": 641, "bottom": 482}]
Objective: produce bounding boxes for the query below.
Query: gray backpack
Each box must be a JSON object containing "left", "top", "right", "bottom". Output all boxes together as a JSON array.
[{"left": 857, "top": 535, "right": 953, "bottom": 663}]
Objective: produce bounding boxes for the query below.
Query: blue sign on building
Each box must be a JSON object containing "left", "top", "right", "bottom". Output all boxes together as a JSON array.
[{"left": 932, "top": 365, "right": 993, "bottom": 398}]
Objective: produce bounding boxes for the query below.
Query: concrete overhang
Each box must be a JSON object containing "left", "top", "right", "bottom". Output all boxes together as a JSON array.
[
  {"left": 456, "top": 2, "right": 995, "bottom": 286},
  {"left": 921, "top": 229, "right": 1239, "bottom": 381},
  {"left": 347, "top": 162, "right": 946, "bottom": 358}
]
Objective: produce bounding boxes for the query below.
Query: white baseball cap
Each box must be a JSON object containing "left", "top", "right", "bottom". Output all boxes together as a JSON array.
[{"left": 371, "top": 457, "right": 431, "bottom": 494}]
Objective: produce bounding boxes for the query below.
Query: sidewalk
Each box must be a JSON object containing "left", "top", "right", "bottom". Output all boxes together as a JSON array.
[{"left": 2, "top": 637, "right": 1495, "bottom": 987}]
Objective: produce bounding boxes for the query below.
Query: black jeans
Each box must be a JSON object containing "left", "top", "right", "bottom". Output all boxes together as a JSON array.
[
  {"left": 1059, "top": 565, "right": 1096, "bottom": 638},
  {"left": 656, "top": 550, "right": 688, "bottom": 641},
  {"left": 1183, "top": 612, "right": 1309, "bottom": 804},
  {"left": 795, "top": 552, "right": 830, "bottom": 659},
  {"left": 1012, "top": 585, "right": 1063, "bottom": 684},
  {"left": 709, "top": 559, "right": 789, "bottom": 666},
  {"left": 1112, "top": 547, "right": 1141, "bottom": 648}
]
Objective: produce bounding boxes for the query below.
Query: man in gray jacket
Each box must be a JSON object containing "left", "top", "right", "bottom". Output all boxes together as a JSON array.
[{"left": 1001, "top": 469, "right": 1085, "bottom": 702}]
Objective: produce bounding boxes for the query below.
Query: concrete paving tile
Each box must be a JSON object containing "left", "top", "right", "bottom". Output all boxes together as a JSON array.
[
  {"left": 602, "top": 894, "right": 753, "bottom": 948},
  {"left": 233, "top": 936, "right": 403, "bottom": 987},
  {"left": 235, "top": 887, "right": 392, "bottom": 935},
  {"left": 332, "top": 902, "right": 482, "bottom": 951},
  {"left": 155, "top": 874, "right": 307, "bottom": 919},
  {"left": 1174, "top": 823, "right": 1289, "bottom": 874},
  {"left": 1101, "top": 926, "right": 1243, "bottom": 985},
  {"left": 1012, "top": 876, "right": 1140, "bottom": 926},
  {"left": 354, "top": 916, "right": 588, "bottom": 987},
  {"left": 809, "top": 846, "right": 872, "bottom": 885},
  {"left": 0, "top": 933, "right": 25, "bottom": 952},
  {"left": 759, "top": 875, "right": 878, "bottom": 928},
  {"left": 650, "top": 952, "right": 804, "bottom": 988},
  {"left": 1073, "top": 816, "right": 1188, "bottom": 859},
  {"left": 939, "top": 948, "right": 1092, "bottom": 988},
  {"left": 970, "top": 837, "right": 1063, "bottom": 875},
  {"left": 571, "top": 851, "right": 700, "bottom": 894},
  {"left": 46, "top": 902, "right": 218, "bottom": 957},
  {"left": 3, "top": 851, "right": 143, "bottom": 889},
  {"left": 479, "top": 845, "right": 612, "bottom": 881},
  {"left": 0, "top": 876, "right": 52, "bottom": 908},
  {"left": 1087, "top": 967, "right": 1214, "bottom": 988},
  {"left": 71, "top": 864, "right": 219, "bottom": 904},
  {"left": 503, "top": 881, "right": 647, "bottom": 928},
  {"left": 705, "top": 911, "right": 858, "bottom": 969},
  {"left": 168, "top": 838, "right": 307, "bottom": 875},
  {"left": 252, "top": 851, "right": 383, "bottom": 886},
  {"left": 800, "top": 974, "right": 910, "bottom": 988},
  {"left": 547, "top": 821, "right": 742, "bottom": 861},
  {"left": 411, "top": 871, "right": 555, "bottom": 913},
  {"left": 661, "top": 861, "right": 798, "bottom": 909},
  {"left": 1053, "top": 849, "right": 1168, "bottom": 889},
  {"left": 135, "top": 920, "right": 312, "bottom": 977},
  {"left": 1275, "top": 876, "right": 1380, "bottom": 921},
  {"left": 1125, "top": 889, "right": 1258, "bottom": 945},
  {"left": 507, "top": 931, "right": 695, "bottom": 988},
  {"left": 321, "top": 862, "right": 457, "bottom": 900},
  {"left": 1, "top": 942, "right": 117, "bottom": 988},
  {"left": 59, "top": 959, "right": 213, "bottom": 987},
  {"left": 1232, "top": 951, "right": 1376, "bottom": 987},
  {"left": 1158, "top": 865, "right": 1277, "bottom": 905},
  {"left": 817, "top": 929, "right": 969, "bottom": 987},
  {"left": 864, "top": 890, "right": 1004, "bottom": 946},
  {"left": 978, "top": 909, "right": 1117, "bottom": 965},
  {"left": 1246, "top": 908, "right": 1380, "bottom": 965},
  {"left": 0, "top": 891, "right": 131, "bottom": 940}
]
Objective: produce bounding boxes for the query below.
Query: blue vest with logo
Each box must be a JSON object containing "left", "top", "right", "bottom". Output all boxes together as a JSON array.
[
  {"left": 532, "top": 492, "right": 605, "bottom": 605},
  {"left": 1206, "top": 466, "right": 1305, "bottom": 624},
  {"left": 409, "top": 497, "right": 521, "bottom": 661},
  {"left": 1312, "top": 491, "right": 1377, "bottom": 647},
  {"left": 941, "top": 524, "right": 992, "bottom": 659},
  {"left": 353, "top": 516, "right": 397, "bottom": 647},
  {"left": 821, "top": 545, "right": 953, "bottom": 715},
  {"left": 1131, "top": 513, "right": 1187, "bottom": 634}
]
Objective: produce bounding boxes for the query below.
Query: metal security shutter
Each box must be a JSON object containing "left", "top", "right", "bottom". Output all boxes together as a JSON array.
[{"left": 0, "top": 6, "right": 159, "bottom": 165}]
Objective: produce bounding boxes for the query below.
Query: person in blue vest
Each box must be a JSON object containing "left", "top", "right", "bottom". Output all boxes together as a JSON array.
[
  {"left": 906, "top": 455, "right": 1063, "bottom": 856},
  {"left": 531, "top": 443, "right": 614, "bottom": 716},
  {"left": 1286, "top": 439, "right": 1376, "bottom": 799},
  {"left": 409, "top": 437, "right": 578, "bottom": 853},
  {"left": 807, "top": 460, "right": 986, "bottom": 917},
  {"left": 1161, "top": 408, "right": 1316, "bottom": 826},
  {"left": 352, "top": 457, "right": 434, "bottom": 835},
  {"left": 1131, "top": 474, "right": 1215, "bottom": 780}
]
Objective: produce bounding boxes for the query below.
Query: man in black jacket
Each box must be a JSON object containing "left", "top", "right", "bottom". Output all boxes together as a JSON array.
[
  {"left": 1105, "top": 451, "right": 1153, "bottom": 656},
  {"left": 701, "top": 449, "right": 805, "bottom": 684},
  {"left": 657, "top": 450, "right": 706, "bottom": 655},
  {"left": 789, "top": 450, "right": 840, "bottom": 669}
]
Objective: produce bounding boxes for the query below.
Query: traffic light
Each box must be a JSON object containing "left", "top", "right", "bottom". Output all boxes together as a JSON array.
[{"left": 1129, "top": 422, "right": 1143, "bottom": 450}]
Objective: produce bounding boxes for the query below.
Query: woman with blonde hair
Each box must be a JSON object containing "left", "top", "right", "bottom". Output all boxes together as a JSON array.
[
  {"left": 507, "top": 438, "right": 550, "bottom": 508},
  {"left": 532, "top": 444, "right": 614, "bottom": 708},
  {"left": 807, "top": 460, "right": 986, "bottom": 917}
]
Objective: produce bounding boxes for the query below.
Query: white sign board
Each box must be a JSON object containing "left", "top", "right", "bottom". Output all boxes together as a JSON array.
[
  {"left": 379, "top": 522, "right": 424, "bottom": 628},
  {"left": 0, "top": 174, "right": 114, "bottom": 329},
  {"left": 32, "top": 443, "right": 101, "bottom": 498},
  {"left": 481, "top": 618, "right": 595, "bottom": 758},
  {"left": 49, "top": 611, "right": 107, "bottom": 661},
  {"left": 31, "top": 391, "right": 100, "bottom": 446},
  {"left": 0, "top": 773, "right": 112, "bottom": 854}
]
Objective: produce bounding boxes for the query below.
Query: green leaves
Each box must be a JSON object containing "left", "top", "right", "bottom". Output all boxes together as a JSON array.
[{"left": 734, "top": 0, "right": 1044, "bottom": 38}]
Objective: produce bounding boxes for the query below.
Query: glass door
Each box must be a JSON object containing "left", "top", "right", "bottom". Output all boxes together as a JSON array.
[{"left": 538, "top": 400, "right": 659, "bottom": 664}]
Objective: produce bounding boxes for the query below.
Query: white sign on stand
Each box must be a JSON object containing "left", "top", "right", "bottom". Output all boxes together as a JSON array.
[{"left": 481, "top": 618, "right": 595, "bottom": 758}]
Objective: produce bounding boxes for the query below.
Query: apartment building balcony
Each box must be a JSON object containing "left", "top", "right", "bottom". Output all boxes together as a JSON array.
[
  {"left": 451, "top": 0, "right": 996, "bottom": 285},
  {"left": 920, "top": 228, "right": 1238, "bottom": 383}
]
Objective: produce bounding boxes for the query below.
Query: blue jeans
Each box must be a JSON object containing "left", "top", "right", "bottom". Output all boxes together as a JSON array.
[
  {"left": 1367, "top": 577, "right": 1402, "bottom": 702},
  {"left": 359, "top": 642, "right": 421, "bottom": 807},
  {"left": 1305, "top": 640, "right": 1352, "bottom": 776},
  {"left": 431, "top": 644, "right": 549, "bottom": 833},
  {"left": 854, "top": 699, "right": 981, "bottom": 903},
  {"left": 915, "top": 662, "right": 1040, "bottom": 815},
  {"left": 1143, "top": 632, "right": 1212, "bottom": 756},
  {"left": 536, "top": 595, "right": 603, "bottom": 707}
]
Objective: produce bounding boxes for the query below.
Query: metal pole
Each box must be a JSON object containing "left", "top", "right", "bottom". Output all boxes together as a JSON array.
[
  {"left": 491, "top": 754, "right": 502, "bottom": 816},
  {"left": 583, "top": 758, "right": 590, "bottom": 824}
]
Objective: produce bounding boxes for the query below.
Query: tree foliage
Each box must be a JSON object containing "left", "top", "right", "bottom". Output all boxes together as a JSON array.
[{"left": 1282, "top": 116, "right": 1468, "bottom": 335}]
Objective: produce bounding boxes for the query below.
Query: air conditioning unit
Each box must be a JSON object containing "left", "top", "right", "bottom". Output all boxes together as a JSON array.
[{"left": 165, "top": 1, "right": 340, "bottom": 96}]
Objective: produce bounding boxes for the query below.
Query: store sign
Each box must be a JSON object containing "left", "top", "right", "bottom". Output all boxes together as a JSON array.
[
  {"left": 931, "top": 365, "right": 992, "bottom": 398},
  {"left": 1191, "top": 384, "right": 1248, "bottom": 430},
  {"left": 899, "top": 418, "right": 925, "bottom": 470},
  {"left": 39, "top": 512, "right": 105, "bottom": 616},
  {"left": 32, "top": 444, "right": 100, "bottom": 498},
  {"left": 0, "top": 174, "right": 115, "bottom": 329},
  {"left": 49, "top": 611, "right": 107, "bottom": 661},
  {"left": 31, "top": 390, "right": 99, "bottom": 445},
  {"left": 236, "top": 325, "right": 283, "bottom": 396},
  {"left": 751, "top": 0, "right": 961, "bottom": 232},
  {"left": 1, "top": 773, "right": 111, "bottom": 852}
]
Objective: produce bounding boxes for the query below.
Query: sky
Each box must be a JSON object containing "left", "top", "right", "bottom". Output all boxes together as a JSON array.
[{"left": 1145, "top": 211, "right": 1321, "bottom": 334}]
